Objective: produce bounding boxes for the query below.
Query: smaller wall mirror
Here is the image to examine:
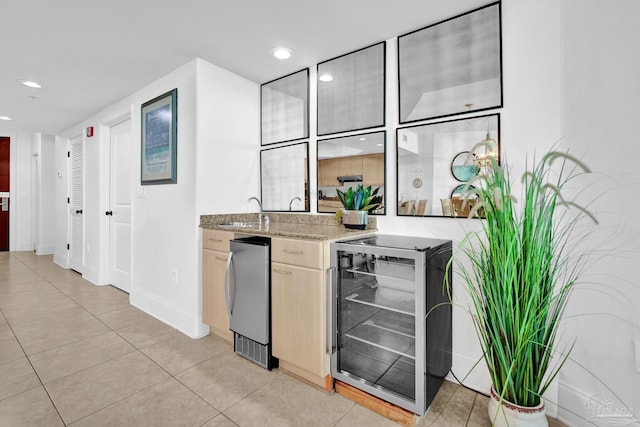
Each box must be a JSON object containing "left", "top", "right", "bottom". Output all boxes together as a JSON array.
[
  {"left": 317, "top": 42, "right": 385, "bottom": 136},
  {"left": 261, "top": 142, "right": 309, "bottom": 212},
  {"left": 396, "top": 113, "right": 499, "bottom": 218},
  {"left": 317, "top": 131, "right": 386, "bottom": 215},
  {"left": 261, "top": 69, "right": 309, "bottom": 145}
]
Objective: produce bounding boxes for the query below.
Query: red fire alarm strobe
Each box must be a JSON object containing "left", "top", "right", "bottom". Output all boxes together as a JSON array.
[{"left": 86, "top": 126, "right": 94, "bottom": 137}]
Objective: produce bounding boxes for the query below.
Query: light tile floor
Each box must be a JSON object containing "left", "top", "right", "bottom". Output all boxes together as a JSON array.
[{"left": 0, "top": 251, "right": 567, "bottom": 426}]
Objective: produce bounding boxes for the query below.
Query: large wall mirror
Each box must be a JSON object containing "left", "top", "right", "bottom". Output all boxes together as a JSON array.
[
  {"left": 261, "top": 69, "right": 309, "bottom": 145},
  {"left": 396, "top": 113, "right": 499, "bottom": 218},
  {"left": 261, "top": 142, "right": 309, "bottom": 212},
  {"left": 317, "top": 42, "right": 385, "bottom": 136},
  {"left": 317, "top": 131, "right": 386, "bottom": 215},
  {"left": 398, "top": 2, "right": 502, "bottom": 123}
]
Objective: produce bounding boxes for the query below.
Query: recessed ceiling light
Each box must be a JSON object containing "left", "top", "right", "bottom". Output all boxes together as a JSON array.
[
  {"left": 271, "top": 47, "right": 293, "bottom": 60},
  {"left": 319, "top": 74, "right": 334, "bottom": 82},
  {"left": 359, "top": 137, "right": 367, "bottom": 141},
  {"left": 19, "top": 79, "right": 43, "bottom": 89},
  {"left": 376, "top": 143, "right": 383, "bottom": 147},
  {"left": 0, "top": 116, "right": 13, "bottom": 121}
]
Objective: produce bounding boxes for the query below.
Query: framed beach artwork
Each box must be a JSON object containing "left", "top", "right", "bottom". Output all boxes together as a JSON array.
[{"left": 141, "top": 88, "right": 177, "bottom": 185}]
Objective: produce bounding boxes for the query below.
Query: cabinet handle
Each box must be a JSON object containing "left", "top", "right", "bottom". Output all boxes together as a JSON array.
[
  {"left": 215, "top": 256, "right": 227, "bottom": 262},
  {"left": 283, "top": 249, "right": 303, "bottom": 255},
  {"left": 208, "top": 238, "right": 222, "bottom": 243},
  {"left": 273, "top": 268, "right": 292, "bottom": 276}
]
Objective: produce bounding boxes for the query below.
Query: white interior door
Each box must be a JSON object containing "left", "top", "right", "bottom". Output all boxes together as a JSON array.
[
  {"left": 107, "top": 119, "right": 131, "bottom": 292},
  {"left": 69, "top": 136, "right": 83, "bottom": 272}
]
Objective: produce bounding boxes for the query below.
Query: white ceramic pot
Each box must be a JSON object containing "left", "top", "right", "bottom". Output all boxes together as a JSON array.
[
  {"left": 340, "top": 210, "right": 368, "bottom": 230},
  {"left": 487, "top": 386, "right": 548, "bottom": 427}
]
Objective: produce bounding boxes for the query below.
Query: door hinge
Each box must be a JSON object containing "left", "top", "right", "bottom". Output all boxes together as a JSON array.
[
  {"left": 67, "top": 197, "right": 70, "bottom": 204},
  {"left": 67, "top": 243, "right": 70, "bottom": 250},
  {"left": 67, "top": 151, "right": 70, "bottom": 158}
]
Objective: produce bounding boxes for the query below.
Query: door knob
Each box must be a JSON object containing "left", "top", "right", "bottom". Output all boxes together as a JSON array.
[
  {"left": 105, "top": 211, "right": 113, "bottom": 216},
  {"left": 75, "top": 209, "right": 83, "bottom": 214}
]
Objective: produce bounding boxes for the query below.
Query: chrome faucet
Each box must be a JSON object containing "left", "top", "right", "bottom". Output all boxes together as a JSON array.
[
  {"left": 289, "top": 196, "right": 302, "bottom": 211},
  {"left": 248, "top": 197, "right": 268, "bottom": 225}
]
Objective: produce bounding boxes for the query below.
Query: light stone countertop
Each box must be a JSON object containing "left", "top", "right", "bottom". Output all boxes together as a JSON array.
[{"left": 200, "top": 213, "right": 377, "bottom": 241}]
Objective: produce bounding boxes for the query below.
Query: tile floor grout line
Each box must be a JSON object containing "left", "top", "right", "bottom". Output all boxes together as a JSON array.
[
  {"left": 0, "top": 273, "right": 67, "bottom": 424},
  {"left": 465, "top": 394, "right": 477, "bottom": 426},
  {"left": 330, "top": 401, "right": 357, "bottom": 427}
]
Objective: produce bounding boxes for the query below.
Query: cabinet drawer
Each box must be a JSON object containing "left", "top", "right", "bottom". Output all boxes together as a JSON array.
[
  {"left": 202, "top": 229, "right": 233, "bottom": 252},
  {"left": 272, "top": 237, "right": 323, "bottom": 269}
]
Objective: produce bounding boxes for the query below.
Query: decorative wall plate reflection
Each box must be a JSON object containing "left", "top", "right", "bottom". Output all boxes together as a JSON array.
[
  {"left": 412, "top": 177, "right": 423, "bottom": 188},
  {"left": 451, "top": 151, "right": 479, "bottom": 182},
  {"left": 451, "top": 184, "right": 477, "bottom": 199}
]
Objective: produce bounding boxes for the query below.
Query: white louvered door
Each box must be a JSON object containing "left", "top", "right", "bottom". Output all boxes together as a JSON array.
[{"left": 69, "top": 136, "right": 83, "bottom": 272}]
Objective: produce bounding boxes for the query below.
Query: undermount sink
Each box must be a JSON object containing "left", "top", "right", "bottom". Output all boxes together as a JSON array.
[{"left": 217, "top": 221, "right": 261, "bottom": 229}]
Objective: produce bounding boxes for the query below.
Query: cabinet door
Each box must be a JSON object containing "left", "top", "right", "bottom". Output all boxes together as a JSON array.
[
  {"left": 271, "top": 262, "right": 324, "bottom": 376},
  {"left": 338, "top": 155, "right": 363, "bottom": 177},
  {"left": 318, "top": 158, "right": 339, "bottom": 186},
  {"left": 363, "top": 153, "right": 384, "bottom": 186},
  {"left": 202, "top": 248, "right": 232, "bottom": 341}
]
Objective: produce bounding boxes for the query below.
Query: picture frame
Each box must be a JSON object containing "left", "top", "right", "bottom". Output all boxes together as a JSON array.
[
  {"left": 141, "top": 88, "right": 177, "bottom": 185},
  {"left": 397, "top": 2, "right": 502, "bottom": 124}
]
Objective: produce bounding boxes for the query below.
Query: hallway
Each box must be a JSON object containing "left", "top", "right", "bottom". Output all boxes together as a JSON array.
[{"left": 0, "top": 251, "right": 553, "bottom": 426}]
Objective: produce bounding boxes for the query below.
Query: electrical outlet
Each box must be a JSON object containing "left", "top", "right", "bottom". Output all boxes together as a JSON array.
[{"left": 171, "top": 268, "right": 178, "bottom": 284}]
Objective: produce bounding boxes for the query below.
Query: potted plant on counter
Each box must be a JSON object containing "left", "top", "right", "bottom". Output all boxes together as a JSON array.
[
  {"left": 453, "top": 149, "right": 597, "bottom": 427},
  {"left": 335, "top": 184, "right": 382, "bottom": 229}
]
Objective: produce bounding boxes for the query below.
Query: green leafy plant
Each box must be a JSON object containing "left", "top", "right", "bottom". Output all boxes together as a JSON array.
[
  {"left": 336, "top": 184, "right": 382, "bottom": 212},
  {"left": 452, "top": 149, "right": 597, "bottom": 409}
]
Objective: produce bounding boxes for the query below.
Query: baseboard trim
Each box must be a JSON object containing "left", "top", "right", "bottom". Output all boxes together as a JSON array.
[
  {"left": 53, "top": 251, "right": 69, "bottom": 269},
  {"left": 130, "top": 287, "right": 209, "bottom": 338},
  {"left": 36, "top": 244, "right": 55, "bottom": 255},
  {"left": 557, "top": 381, "right": 638, "bottom": 426}
]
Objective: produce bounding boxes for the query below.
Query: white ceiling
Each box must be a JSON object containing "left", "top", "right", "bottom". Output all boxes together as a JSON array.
[{"left": 1, "top": 0, "right": 488, "bottom": 135}]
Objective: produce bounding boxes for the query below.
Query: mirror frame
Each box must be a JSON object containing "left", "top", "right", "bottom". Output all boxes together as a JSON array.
[
  {"left": 260, "top": 141, "right": 310, "bottom": 212},
  {"left": 316, "top": 130, "right": 386, "bottom": 215},
  {"left": 395, "top": 113, "right": 500, "bottom": 218},
  {"left": 317, "top": 42, "right": 386, "bottom": 137},
  {"left": 261, "top": 68, "right": 310, "bottom": 146},
  {"left": 397, "top": 1, "right": 502, "bottom": 124}
]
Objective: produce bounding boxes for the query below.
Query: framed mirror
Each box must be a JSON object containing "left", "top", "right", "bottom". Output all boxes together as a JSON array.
[
  {"left": 317, "top": 131, "right": 386, "bottom": 215},
  {"left": 317, "top": 42, "right": 385, "bottom": 136},
  {"left": 261, "top": 142, "right": 309, "bottom": 212},
  {"left": 398, "top": 2, "right": 502, "bottom": 123},
  {"left": 261, "top": 69, "right": 309, "bottom": 145},
  {"left": 396, "top": 113, "right": 499, "bottom": 218}
]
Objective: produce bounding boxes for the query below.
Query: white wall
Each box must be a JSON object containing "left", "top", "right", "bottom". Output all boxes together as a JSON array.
[
  {"left": 4, "top": 130, "right": 34, "bottom": 252},
  {"left": 35, "top": 134, "right": 56, "bottom": 254},
  {"left": 57, "top": 58, "right": 260, "bottom": 339},
  {"left": 558, "top": 0, "right": 640, "bottom": 423}
]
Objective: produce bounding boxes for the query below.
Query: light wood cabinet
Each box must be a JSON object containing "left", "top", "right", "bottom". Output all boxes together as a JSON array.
[
  {"left": 318, "top": 158, "right": 340, "bottom": 187},
  {"left": 271, "top": 236, "right": 329, "bottom": 388},
  {"left": 338, "top": 155, "right": 362, "bottom": 177},
  {"left": 362, "top": 153, "right": 384, "bottom": 186},
  {"left": 271, "top": 262, "right": 324, "bottom": 376},
  {"left": 202, "top": 230, "right": 233, "bottom": 342}
]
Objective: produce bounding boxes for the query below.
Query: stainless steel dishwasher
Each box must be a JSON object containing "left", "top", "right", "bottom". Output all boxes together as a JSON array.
[{"left": 225, "top": 236, "right": 278, "bottom": 370}]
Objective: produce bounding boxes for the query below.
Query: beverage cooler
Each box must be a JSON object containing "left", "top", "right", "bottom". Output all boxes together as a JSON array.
[{"left": 330, "top": 235, "right": 452, "bottom": 415}]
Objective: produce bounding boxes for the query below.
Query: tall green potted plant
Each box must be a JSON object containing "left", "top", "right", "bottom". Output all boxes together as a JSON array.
[
  {"left": 453, "top": 150, "right": 596, "bottom": 426},
  {"left": 335, "top": 184, "right": 382, "bottom": 229}
]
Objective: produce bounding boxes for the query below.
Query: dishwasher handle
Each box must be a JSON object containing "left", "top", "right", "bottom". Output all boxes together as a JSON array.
[{"left": 224, "top": 251, "right": 234, "bottom": 319}]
